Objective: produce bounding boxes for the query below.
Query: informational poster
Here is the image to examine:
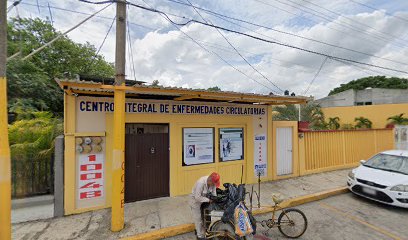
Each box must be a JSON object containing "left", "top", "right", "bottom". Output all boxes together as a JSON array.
[
  {"left": 220, "top": 128, "right": 244, "bottom": 161},
  {"left": 77, "top": 153, "right": 104, "bottom": 201},
  {"left": 254, "top": 134, "right": 267, "bottom": 177},
  {"left": 183, "top": 128, "right": 214, "bottom": 165}
]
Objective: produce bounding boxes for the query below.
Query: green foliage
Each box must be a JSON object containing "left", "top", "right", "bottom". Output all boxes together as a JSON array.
[
  {"left": 329, "top": 76, "right": 408, "bottom": 96},
  {"left": 207, "top": 86, "right": 221, "bottom": 91},
  {"left": 151, "top": 80, "right": 160, "bottom": 86},
  {"left": 9, "top": 112, "right": 63, "bottom": 161},
  {"left": 354, "top": 117, "right": 373, "bottom": 129},
  {"left": 272, "top": 102, "right": 328, "bottom": 130},
  {"left": 327, "top": 117, "right": 340, "bottom": 130},
  {"left": 387, "top": 113, "right": 408, "bottom": 125},
  {"left": 7, "top": 18, "right": 115, "bottom": 115}
]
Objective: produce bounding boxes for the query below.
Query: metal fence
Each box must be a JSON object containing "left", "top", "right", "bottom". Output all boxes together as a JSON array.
[
  {"left": 301, "top": 129, "right": 394, "bottom": 175},
  {"left": 11, "top": 155, "right": 54, "bottom": 198}
]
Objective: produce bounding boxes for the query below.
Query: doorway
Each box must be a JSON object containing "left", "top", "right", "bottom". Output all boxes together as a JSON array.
[
  {"left": 276, "top": 127, "right": 293, "bottom": 176},
  {"left": 125, "top": 124, "right": 169, "bottom": 202}
]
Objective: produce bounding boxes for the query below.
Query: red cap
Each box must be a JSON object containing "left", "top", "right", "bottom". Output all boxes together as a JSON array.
[{"left": 210, "top": 172, "right": 220, "bottom": 188}]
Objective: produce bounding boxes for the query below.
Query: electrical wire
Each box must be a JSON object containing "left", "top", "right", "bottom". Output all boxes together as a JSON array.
[
  {"left": 7, "top": 0, "right": 22, "bottom": 13},
  {"left": 162, "top": 0, "right": 408, "bottom": 67},
  {"left": 184, "top": 0, "right": 284, "bottom": 93},
  {"left": 303, "top": 56, "right": 329, "bottom": 95},
  {"left": 301, "top": 0, "right": 406, "bottom": 44},
  {"left": 83, "top": 16, "right": 116, "bottom": 73},
  {"left": 17, "top": 0, "right": 369, "bottom": 81},
  {"left": 134, "top": 2, "right": 408, "bottom": 74},
  {"left": 270, "top": 0, "right": 408, "bottom": 49},
  {"left": 255, "top": 0, "right": 408, "bottom": 50},
  {"left": 127, "top": 6, "right": 137, "bottom": 80},
  {"left": 136, "top": 0, "right": 280, "bottom": 93},
  {"left": 349, "top": 0, "right": 408, "bottom": 23},
  {"left": 78, "top": 0, "right": 408, "bottom": 75}
]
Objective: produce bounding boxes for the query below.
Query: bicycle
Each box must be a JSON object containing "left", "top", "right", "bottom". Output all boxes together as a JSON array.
[{"left": 259, "top": 194, "right": 308, "bottom": 238}]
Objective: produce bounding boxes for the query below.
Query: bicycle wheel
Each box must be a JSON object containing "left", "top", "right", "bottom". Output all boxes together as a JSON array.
[
  {"left": 209, "top": 220, "right": 246, "bottom": 240},
  {"left": 277, "top": 208, "right": 308, "bottom": 238}
]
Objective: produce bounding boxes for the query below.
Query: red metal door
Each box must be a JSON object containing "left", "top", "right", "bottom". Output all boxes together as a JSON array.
[{"left": 125, "top": 132, "right": 169, "bottom": 202}]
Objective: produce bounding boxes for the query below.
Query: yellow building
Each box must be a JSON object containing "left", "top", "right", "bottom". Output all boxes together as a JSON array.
[
  {"left": 57, "top": 79, "right": 307, "bottom": 215},
  {"left": 322, "top": 103, "right": 408, "bottom": 128}
]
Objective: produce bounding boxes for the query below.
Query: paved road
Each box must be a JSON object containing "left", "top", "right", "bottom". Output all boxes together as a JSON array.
[{"left": 167, "top": 193, "right": 408, "bottom": 240}]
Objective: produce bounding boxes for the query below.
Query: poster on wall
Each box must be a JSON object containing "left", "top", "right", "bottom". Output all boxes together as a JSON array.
[
  {"left": 77, "top": 153, "right": 104, "bottom": 201},
  {"left": 183, "top": 128, "right": 214, "bottom": 165},
  {"left": 220, "top": 128, "right": 244, "bottom": 161},
  {"left": 254, "top": 134, "right": 267, "bottom": 177}
]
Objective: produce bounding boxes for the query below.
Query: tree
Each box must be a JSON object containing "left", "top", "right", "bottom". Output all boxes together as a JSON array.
[
  {"left": 354, "top": 117, "right": 373, "bottom": 129},
  {"left": 9, "top": 112, "right": 62, "bottom": 196},
  {"left": 207, "top": 86, "right": 221, "bottom": 92},
  {"left": 151, "top": 80, "right": 160, "bottom": 86},
  {"left": 329, "top": 76, "right": 408, "bottom": 96},
  {"left": 387, "top": 113, "right": 408, "bottom": 125},
  {"left": 327, "top": 117, "right": 340, "bottom": 130},
  {"left": 272, "top": 102, "right": 328, "bottom": 129},
  {"left": 7, "top": 18, "right": 115, "bottom": 115}
]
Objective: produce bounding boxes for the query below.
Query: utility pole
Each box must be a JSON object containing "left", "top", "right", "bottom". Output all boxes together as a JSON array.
[
  {"left": 111, "top": 0, "right": 126, "bottom": 232},
  {"left": 0, "top": 0, "right": 11, "bottom": 239}
]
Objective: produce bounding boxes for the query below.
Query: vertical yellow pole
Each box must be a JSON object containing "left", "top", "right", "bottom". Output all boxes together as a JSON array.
[
  {"left": 0, "top": 0, "right": 11, "bottom": 238},
  {"left": 111, "top": 87, "right": 125, "bottom": 232},
  {"left": 111, "top": 0, "right": 126, "bottom": 232}
]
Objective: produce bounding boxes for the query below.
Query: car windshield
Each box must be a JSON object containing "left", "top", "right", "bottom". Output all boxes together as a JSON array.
[{"left": 364, "top": 153, "right": 408, "bottom": 175}]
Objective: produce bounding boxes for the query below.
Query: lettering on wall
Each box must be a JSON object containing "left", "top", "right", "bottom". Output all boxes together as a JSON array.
[
  {"left": 78, "top": 100, "right": 266, "bottom": 116},
  {"left": 254, "top": 134, "right": 267, "bottom": 177}
]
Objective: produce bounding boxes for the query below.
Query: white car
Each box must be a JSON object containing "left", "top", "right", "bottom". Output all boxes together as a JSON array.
[{"left": 347, "top": 150, "right": 408, "bottom": 208}]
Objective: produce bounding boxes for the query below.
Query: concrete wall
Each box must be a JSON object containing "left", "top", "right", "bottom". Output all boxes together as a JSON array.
[
  {"left": 322, "top": 103, "right": 408, "bottom": 128},
  {"left": 315, "top": 89, "right": 355, "bottom": 107},
  {"left": 317, "top": 88, "right": 408, "bottom": 107}
]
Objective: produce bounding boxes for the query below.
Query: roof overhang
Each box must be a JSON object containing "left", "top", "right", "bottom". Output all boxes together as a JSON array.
[{"left": 56, "top": 78, "right": 309, "bottom": 105}]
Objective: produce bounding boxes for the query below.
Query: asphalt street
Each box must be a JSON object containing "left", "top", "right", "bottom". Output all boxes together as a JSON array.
[{"left": 167, "top": 193, "right": 408, "bottom": 240}]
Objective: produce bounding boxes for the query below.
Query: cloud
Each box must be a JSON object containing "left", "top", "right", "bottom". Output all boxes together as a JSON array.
[{"left": 9, "top": 0, "right": 408, "bottom": 98}]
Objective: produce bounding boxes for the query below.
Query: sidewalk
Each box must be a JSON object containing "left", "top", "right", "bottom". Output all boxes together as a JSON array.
[
  {"left": 12, "top": 195, "right": 54, "bottom": 224},
  {"left": 12, "top": 169, "right": 350, "bottom": 240}
]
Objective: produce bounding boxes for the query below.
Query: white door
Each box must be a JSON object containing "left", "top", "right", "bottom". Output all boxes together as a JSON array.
[{"left": 277, "top": 127, "right": 293, "bottom": 176}]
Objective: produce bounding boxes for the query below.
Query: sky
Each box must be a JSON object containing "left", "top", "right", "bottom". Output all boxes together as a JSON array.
[{"left": 6, "top": 0, "right": 408, "bottom": 98}]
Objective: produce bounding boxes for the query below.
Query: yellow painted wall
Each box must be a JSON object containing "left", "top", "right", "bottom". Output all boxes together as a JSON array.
[
  {"left": 299, "top": 129, "right": 394, "bottom": 175},
  {"left": 64, "top": 96, "right": 272, "bottom": 215},
  {"left": 322, "top": 103, "right": 408, "bottom": 128}
]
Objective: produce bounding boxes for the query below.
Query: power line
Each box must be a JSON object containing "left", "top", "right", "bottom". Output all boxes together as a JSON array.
[
  {"left": 256, "top": 0, "right": 408, "bottom": 50},
  {"left": 126, "top": 6, "right": 137, "bottom": 80},
  {"left": 271, "top": 0, "right": 408, "bottom": 49},
  {"left": 161, "top": 0, "right": 408, "bottom": 67},
  {"left": 303, "top": 56, "right": 328, "bottom": 95},
  {"left": 349, "top": 0, "right": 408, "bottom": 23},
  {"left": 134, "top": 0, "right": 280, "bottom": 93},
  {"left": 124, "top": 1, "right": 408, "bottom": 74},
  {"left": 184, "top": 0, "right": 284, "bottom": 93},
  {"left": 16, "top": 0, "right": 362, "bottom": 81},
  {"left": 83, "top": 16, "right": 116, "bottom": 73},
  {"left": 300, "top": 0, "right": 407, "bottom": 46}
]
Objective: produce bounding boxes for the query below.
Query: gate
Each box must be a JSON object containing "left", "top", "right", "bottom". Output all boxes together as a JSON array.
[
  {"left": 276, "top": 127, "right": 293, "bottom": 176},
  {"left": 395, "top": 125, "right": 408, "bottom": 150},
  {"left": 125, "top": 124, "right": 169, "bottom": 202}
]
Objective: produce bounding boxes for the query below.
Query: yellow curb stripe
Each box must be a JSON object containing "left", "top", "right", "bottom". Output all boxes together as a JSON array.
[
  {"left": 120, "top": 187, "right": 348, "bottom": 240},
  {"left": 120, "top": 224, "right": 195, "bottom": 240},
  {"left": 320, "top": 202, "right": 402, "bottom": 240}
]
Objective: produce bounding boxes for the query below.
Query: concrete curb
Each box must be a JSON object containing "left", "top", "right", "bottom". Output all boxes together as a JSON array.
[{"left": 121, "top": 187, "right": 349, "bottom": 240}]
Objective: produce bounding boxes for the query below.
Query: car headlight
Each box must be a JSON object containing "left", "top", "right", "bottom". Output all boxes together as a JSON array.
[
  {"left": 390, "top": 185, "right": 408, "bottom": 192},
  {"left": 348, "top": 171, "right": 355, "bottom": 180}
]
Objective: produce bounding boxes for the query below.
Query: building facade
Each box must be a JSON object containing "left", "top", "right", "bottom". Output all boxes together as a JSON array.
[
  {"left": 58, "top": 79, "right": 307, "bottom": 215},
  {"left": 316, "top": 88, "right": 408, "bottom": 108}
]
